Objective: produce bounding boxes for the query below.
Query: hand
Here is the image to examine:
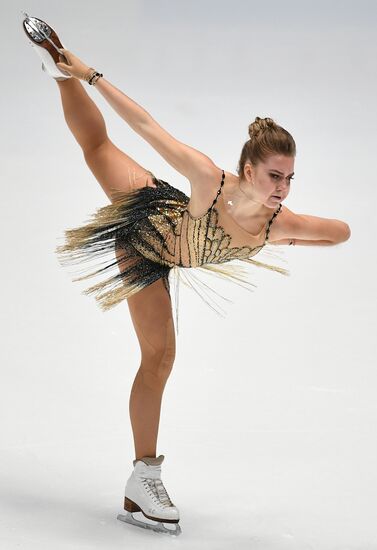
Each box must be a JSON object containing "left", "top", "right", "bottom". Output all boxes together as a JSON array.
[{"left": 56, "top": 48, "right": 92, "bottom": 80}]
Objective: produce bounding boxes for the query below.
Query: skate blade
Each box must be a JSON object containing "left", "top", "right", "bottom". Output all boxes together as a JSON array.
[
  {"left": 117, "top": 512, "right": 182, "bottom": 536},
  {"left": 22, "top": 15, "right": 62, "bottom": 56}
]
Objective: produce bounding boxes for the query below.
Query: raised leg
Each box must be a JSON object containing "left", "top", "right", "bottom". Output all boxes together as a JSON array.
[
  {"left": 56, "top": 78, "right": 108, "bottom": 151},
  {"left": 56, "top": 78, "right": 155, "bottom": 201}
]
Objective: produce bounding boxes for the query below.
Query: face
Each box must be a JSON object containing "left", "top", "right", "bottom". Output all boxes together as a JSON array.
[{"left": 244, "top": 154, "right": 295, "bottom": 207}]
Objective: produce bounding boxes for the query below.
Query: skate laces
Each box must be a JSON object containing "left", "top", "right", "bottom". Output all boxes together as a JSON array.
[
  {"left": 135, "top": 463, "right": 174, "bottom": 508},
  {"left": 143, "top": 478, "right": 173, "bottom": 507}
]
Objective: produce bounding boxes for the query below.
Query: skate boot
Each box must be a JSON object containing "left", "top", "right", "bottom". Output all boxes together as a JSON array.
[
  {"left": 117, "top": 454, "right": 182, "bottom": 536},
  {"left": 21, "top": 11, "right": 71, "bottom": 81}
]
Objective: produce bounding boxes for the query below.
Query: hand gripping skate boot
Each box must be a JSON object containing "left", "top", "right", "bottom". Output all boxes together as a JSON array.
[
  {"left": 117, "top": 454, "right": 182, "bottom": 536},
  {"left": 21, "top": 11, "right": 71, "bottom": 81}
]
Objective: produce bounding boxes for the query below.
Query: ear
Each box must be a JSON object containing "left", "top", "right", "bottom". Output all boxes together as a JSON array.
[{"left": 243, "top": 161, "right": 254, "bottom": 182}]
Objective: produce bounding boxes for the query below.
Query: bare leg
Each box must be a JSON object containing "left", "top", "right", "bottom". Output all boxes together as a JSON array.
[
  {"left": 117, "top": 250, "right": 176, "bottom": 461},
  {"left": 56, "top": 79, "right": 176, "bottom": 461},
  {"left": 56, "top": 78, "right": 154, "bottom": 200},
  {"left": 56, "top": 78, "right": 107, "bottom": 152},
  {"left": 129, "top": 361, "right": 173, "bottom": 460}
]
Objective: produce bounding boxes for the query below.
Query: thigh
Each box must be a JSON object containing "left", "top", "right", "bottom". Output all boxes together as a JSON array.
[
  {"left": 126, "top": 278, "right": 176, "bottom": 365},
  {"left": 83, "top": 138, "right": 157, "bottom": 202},
  {"left": 114, "top": 244, "right": 175, "bottom": 362}
]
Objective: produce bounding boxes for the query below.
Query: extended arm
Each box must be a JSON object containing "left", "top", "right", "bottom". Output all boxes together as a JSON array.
[
  {"left": 56, "top": 48, "right": 216, "bottom": 178},
  {"left": 94, "top": 79, "right": 150, "bottom": 132},
  {"left": 56, "top": 47, "right": 219, "bottom": 185},
  {"left": 93, "top": 78, "right": 216, "bottom": 179},
  {"left": 272, "top": 206, "right": 351, "bottom": 246}
]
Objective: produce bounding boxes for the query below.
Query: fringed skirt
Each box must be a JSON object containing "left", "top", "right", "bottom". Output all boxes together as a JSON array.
[
  {"left": 55, "top": 173, "right": 289, "bottom": 335},
  {"left": 55, "top": 173, "right": 184, "bottom": 302}
]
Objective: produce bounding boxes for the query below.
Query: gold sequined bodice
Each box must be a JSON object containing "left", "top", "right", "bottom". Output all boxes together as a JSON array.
[{"left": 146, "top": 169, "right": 282, "bottom": 268}]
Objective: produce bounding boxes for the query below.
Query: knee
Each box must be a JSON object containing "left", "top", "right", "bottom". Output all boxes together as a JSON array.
[{"left": 140, "top": 342, "right": 176, "bottom": 387}]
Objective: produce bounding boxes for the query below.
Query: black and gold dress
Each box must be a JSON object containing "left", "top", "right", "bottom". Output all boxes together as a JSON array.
[{"left": 56, "top": 169, "right": 289, "bottom": 334}]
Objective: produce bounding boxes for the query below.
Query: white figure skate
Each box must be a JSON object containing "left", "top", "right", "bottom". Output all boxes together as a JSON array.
[
  {"left": 117, "top": 455, "right": 182, "bottom": 536},
  {"left": 21, "top": 11, "right": 71, "bottom": 81}
]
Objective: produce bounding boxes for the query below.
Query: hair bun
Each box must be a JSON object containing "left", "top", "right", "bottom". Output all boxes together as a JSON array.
[
  {"left": 248, "top": 116, "right": 276, "bottom": 139},
  {"left": 237, "top": 116, "right": 296, "bottom": 179}
]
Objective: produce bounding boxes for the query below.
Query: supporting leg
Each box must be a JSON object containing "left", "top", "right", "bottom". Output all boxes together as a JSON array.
[
  {"left": 129, "top": 361, "right": 172, "bottom": 460},
  {"left": 126, "top": 278, "right": 176, "bottom": 461}
]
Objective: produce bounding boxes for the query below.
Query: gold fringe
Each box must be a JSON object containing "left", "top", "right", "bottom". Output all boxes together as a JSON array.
[
  {"left": 198, "top": 262, "right": 257, "bottom": 287},
  {"left": 240, "top": 257, "right": 291, "bottom": 276},
  {"left": 55, "top": 191, "right": 141, "bottom": 257},
  {"left": 168, "top": 252, "right": 290, "bottom": 336},
  {"left": 82, "top": 278, "right": 143, "bottom": 311}
]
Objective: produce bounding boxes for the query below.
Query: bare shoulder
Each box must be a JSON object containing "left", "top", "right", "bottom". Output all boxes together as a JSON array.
[
  {"left": 185, "top": 163, "right": 224, "bottom": 217},
  {"left": 187, "top": 162, "right": 223, "bottom": 192}
]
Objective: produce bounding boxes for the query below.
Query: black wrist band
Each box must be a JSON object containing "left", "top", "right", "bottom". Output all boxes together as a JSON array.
[{"left": 88, "top": 71, "right": 103, "bottom": 85}]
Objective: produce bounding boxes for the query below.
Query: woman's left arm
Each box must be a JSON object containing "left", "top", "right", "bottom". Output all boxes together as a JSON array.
[{"left": 272, "top": 206, "right": 351, "bottom": 246}]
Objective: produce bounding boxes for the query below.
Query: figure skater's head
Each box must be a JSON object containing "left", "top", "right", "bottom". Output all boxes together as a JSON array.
[{"left": 236, "top": 117, "right": 296, "bottom": 208}]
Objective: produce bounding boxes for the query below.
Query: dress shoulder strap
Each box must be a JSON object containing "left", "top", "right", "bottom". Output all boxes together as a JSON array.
[
  {"left": 265, "top": 203, "right": 282, "bottom": 242},
  {"left": 206, "top": 169, "right": 225, "bottom": 214}
]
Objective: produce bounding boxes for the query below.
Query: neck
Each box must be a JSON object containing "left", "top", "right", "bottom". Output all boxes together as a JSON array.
[{"left": 229, "top": 177, "right": 271, "bottom": 217}]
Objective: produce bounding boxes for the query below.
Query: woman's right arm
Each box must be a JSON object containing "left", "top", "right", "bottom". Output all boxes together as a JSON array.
[
  {"left": 94, "top": 78, "right": 216, "bottom": 180},
  {"left": 57, "top": 49, "right": 217, "bottom": 180},
  {"left": 94, "top": 78, "right": 151, "bottom": 131},
  {"left": 57, "top": 49, "right": 150, "bottom": 130}
]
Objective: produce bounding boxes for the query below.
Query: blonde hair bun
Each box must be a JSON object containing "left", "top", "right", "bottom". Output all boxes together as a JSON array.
[
  {"left": 237, "top": 116, "right": 296, "bottom": 178},
  {"left": 248, "top": 116, "right": 277, "bottom": 139}
]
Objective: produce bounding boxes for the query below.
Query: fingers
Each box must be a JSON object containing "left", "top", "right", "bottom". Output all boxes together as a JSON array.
[
  {"left": 55, "top": 48, "right": 87, "bottom": 79},
  {"left": 57, "top": 48, "right": 71, "bottom": 70},
  {"left": 58, "top": 48, "right": 70, "bottom": 60},
  {"left": 56, "top": 59, "right": 71, "bottom": 71}
]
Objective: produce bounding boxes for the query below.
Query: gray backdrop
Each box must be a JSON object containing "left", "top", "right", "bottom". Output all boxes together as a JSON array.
[{"left": 1, "top": 1, "right": 376, "bottom": 548}]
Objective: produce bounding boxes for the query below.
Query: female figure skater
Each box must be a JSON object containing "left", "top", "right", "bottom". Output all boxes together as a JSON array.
[{"left": 22, "top": 13, "right": 350, "bottom": 537}]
